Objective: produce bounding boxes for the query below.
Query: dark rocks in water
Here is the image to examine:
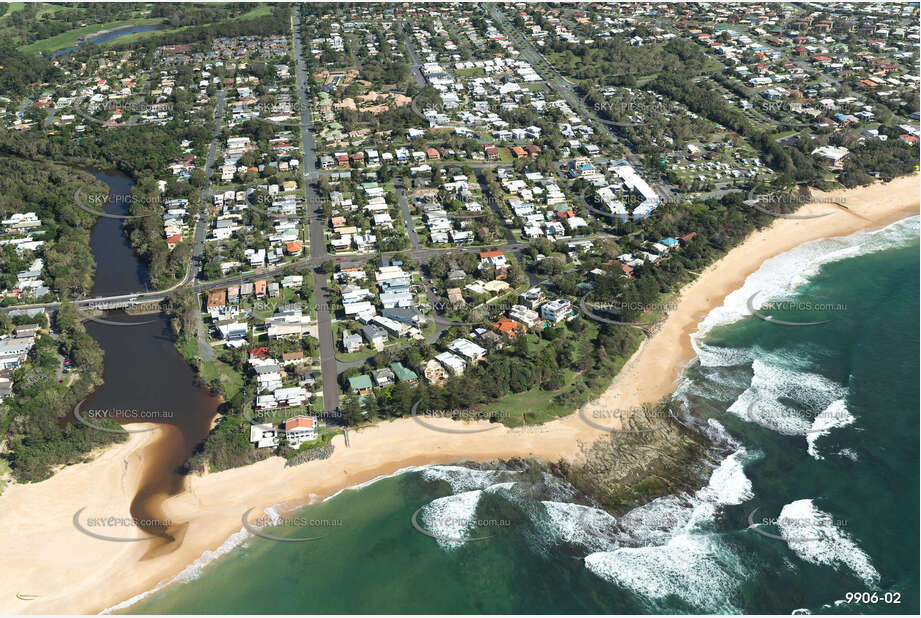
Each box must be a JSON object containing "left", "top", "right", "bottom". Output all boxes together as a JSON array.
[
  {"left": 557, "top": 402, "right": 728, "bottom": 516},
  {"left": 435, "top": 402, "right": 733, "bottom": 520}
]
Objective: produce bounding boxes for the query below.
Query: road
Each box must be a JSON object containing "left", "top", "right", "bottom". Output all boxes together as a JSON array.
[
  {"left": 190, "top": 88, "right": 225, "bottom": 361},
  {"left": 394, "top": 182, "right": 422, "bottom": 250},
  {"left": 193, "top": 89, "right": 225, "bottom": 261},
  {"left": 293, "top": 6, "right": 338, "bottom": 412},
  {"left": 398, "top": 22, "right": 427, "bottom": 90}
]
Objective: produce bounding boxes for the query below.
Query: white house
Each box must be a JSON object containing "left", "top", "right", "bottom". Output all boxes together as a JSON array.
[
  {"left": 249, "top": 423, "right": 279, "bottom": 448},
  {"left": 448, "top": 338, "right": 487, "bottom": 364},
  {"left": 541, "top": 299, "right": 573, "bottom": 324},
  {"left": 435, "top": 351, "right": 466, "bottom": 376},
  {"left": 284, "top": 415, "right": 318, "bottom": 448}
]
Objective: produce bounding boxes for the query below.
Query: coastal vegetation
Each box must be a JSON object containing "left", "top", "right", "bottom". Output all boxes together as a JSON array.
[
  {"left": 0, "top": 105, "right": 199, "bottom": 289},
  {"left": 0, "top": 156, "right": 107, "bottom": 300},
  {"left": 1, "top": 302, "right": 123, "bottom": 483},
  {"left": 0, "top": 41, "right": 61, "bottom": 95},
  {"left": 166, "top": 288, "right": 244, "bottom": 401}
]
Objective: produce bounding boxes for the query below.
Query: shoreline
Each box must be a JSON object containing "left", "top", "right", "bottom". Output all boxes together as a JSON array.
[{"left": 0, "top": 174, "right": 917, "bottom": 615}]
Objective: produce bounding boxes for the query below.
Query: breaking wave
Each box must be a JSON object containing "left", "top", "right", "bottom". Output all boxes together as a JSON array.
[
  {"left": 777, "top": 499, "right": 879, "bottom": 586},
  {"left": 692, "top": 215, "right": 919, "bottom": 343}
]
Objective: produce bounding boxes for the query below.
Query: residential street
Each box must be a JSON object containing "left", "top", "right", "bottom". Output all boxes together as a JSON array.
[{"left": 293, "top": 6, "right": 339, "bottom": 412}]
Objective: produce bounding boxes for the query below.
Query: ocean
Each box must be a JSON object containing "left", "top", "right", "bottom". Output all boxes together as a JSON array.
[{"left": 119, "top": 216, "right": 919, "bottom": 615}]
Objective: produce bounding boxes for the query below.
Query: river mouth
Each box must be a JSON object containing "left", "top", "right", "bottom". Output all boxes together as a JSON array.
[
  {"left": 79, "top": 170, "right": 218, "bottom": 543},
  {"left": 84, "top": 314, "right": 220, "bottom": 541}
]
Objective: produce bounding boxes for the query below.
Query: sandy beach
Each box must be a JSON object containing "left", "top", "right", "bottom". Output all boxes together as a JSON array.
[{"left": 0, "top": 174, "right": 917, "bottom": 615}]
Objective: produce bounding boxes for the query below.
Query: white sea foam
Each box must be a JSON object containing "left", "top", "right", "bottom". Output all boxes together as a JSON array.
[
  {"left": 537, "top": 471, "right": 581, "bottom": 501},
  {"left": 585, "top": 532, "right": 748, "bottom": 613},
  {"left": 419, "top": 489, "right": 483, "bottom": 549},
  {"left": 586, "top": 218, "right": 919, "bottom": 612},
  {"left": 777, "top": 499, "right": 879, "bottom": 586},
  {"left": 696, "top": 447, "right": 754, "bottom": 506},
  {"left": 262, "top": 506, "right": 281, "bottom": 526},
  {"left": 806, "top": 399, "right": 854, "bottom": 460},
  {"left": 692, "top": 215, "right": 920, "bottom": 344},
  {"left": 695, "top": 342, "right": 753, "bottom": 368},
  {"left": 700, "top": 418, "right": 741, "bottom": 450},
  {"left": 726, "top": 359, "right": 847, "bottom": 442},
  {"left": 483, "top": 481, "right": 518, "bottom": 493},
  {"left": 420, "top": 465, "right": 514, "bottom": 492},
  {"left": 581, "top": 438, "right": 756, "bottom": 611},
  {"left": 837, "top": 448, "right": 859, "bottom": 462},
  {"left": 542, "top": 501, "right": 619, "bottom": 552}
]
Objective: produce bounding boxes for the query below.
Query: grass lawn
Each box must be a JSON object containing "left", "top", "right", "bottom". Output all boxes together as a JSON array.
[
  {"left": 177, "top": 336, "right": 244, "bottom": 400},
  {"left": 0, "top": 2, "right": 25, "bottom": 19},
  {"left": 251, "top": 404, "right": 312, "bottom": 426},
  {"left": 455, "top": 68, "right": 485, "bottom": 78},
  {"left": 179, "top": 337, "right": 198, "bottom": 361},
  {"left": 248, "top": 287, "right": 299, "bottom": 321},
  {"left": 331, "top": 321, "right": 376, "bottom": 363},
  {"left": 104, "top": 4, "right": 274, "bottom": 46},
  {"left": 199, "top": 358, "right": 244, "bottom": 400},
  {"left": 489, "top": 369, "right": 583, "bottom": 427},
  {"left": 21, "top": 17, "right": 163, "bottom": 53},
  {"left": 287, "top": 427, "right": 340, "bottom": 456}
]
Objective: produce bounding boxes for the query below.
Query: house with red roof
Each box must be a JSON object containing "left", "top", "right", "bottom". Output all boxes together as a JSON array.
[
  {"left": 493, "top": 317, "right": 526, "bottom": 338},
  {"left": 479, "top": 250, "right": 507, "bottom": 269},
  {"left": 284, "top": 415, "right": 317, "bottom": 447}
]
